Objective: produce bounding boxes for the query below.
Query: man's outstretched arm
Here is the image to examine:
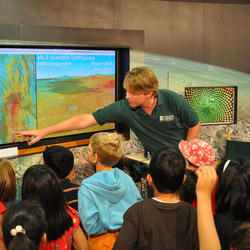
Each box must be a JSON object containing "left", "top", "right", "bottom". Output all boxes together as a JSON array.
[{"left": 16, "top": 114, "right": 98, "bottom": 146}]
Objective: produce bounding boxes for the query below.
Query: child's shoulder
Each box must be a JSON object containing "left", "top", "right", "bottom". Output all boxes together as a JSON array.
[
  {"left": 68, "top": 181, "right": 80, "bottom": 188},
  {"left": 149, "top": 199, "right": 197, "bottom": 211},
  {"left": 126, "top": 199, "right": 196, "bottom": 217},
  {"left": 181, "top": 200, "right": 197, "bottom": 211},
  {"left": 61, "top": 178, "right": 80, "bottom": 189},
  {"left": 127, "top": 198, "right": 155, "bottom": 211}
]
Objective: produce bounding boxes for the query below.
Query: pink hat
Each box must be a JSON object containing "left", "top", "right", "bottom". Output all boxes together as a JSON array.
[{"left": 178, "top": 139, "right": 216, "bottom": 168}]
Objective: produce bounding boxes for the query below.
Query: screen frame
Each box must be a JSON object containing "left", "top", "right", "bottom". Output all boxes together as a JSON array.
[{"left": 0, "top": 44, "right": 130, "bottom": 154}]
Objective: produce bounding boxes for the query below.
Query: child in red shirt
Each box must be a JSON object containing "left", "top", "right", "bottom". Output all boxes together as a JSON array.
[{"left": 178, "top": 139, "right": 217, "bottom": 214}]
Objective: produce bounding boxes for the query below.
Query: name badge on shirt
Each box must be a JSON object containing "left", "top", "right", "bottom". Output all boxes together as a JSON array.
[{"left": 160, "top": 115, "right": 174, "bottom": 122}]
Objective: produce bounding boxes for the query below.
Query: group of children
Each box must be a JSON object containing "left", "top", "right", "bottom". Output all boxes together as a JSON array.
[{"left": 0, "top": 133, "right": 250, "bottom": 250}]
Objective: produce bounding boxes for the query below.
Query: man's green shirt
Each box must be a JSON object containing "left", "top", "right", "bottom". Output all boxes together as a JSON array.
[{"left": 93, "top": 89, "right": 199, "bottom": 152}]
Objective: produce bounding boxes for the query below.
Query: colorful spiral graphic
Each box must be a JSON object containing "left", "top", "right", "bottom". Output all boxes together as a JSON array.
[{"left": 185, "top": 87, "right": 236, "bottom": 124}]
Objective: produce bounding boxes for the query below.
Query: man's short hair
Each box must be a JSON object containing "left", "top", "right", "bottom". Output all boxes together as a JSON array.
[
  {"left": 43, "top": 145, "right": 74, "bottom": 179},
  {"left": 149, "top": 147, "right": 186, "bottom": 193},
  {"left": 123, "top": 67, "right": 158, "bottom": 96}
]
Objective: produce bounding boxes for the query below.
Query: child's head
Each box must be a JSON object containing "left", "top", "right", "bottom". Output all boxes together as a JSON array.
[
  {"left": 179, "top": 138, "right": 216, "bottom": 171},
  {"left": 148, "top": 147, "right": 186, "bottom": 194},
  {"left": 215, "top": 159, "right": 250, "bottom": 220},
  {"left": 230, "top": 222, "right": 250, "bottom": 250},
  {"left": 22, "top": 165, "right": 72, "bottom": 241},
  {"left": 22, "top": 164, "right": 65, "bottom": 208},
  {"left": 179, "top": 169, "right": 197, "bottom": 203},
  {"left": 43, "top": 145, "right": 74, "bottom": 179},
  {"left": 0, "top": 158, "right": 16, "bottom": 203},
  {"left": 2, "top": 199, "right": 46, "bottom": 250},
  {"left": 88, "top": 132, "right": 123, "bottom": 166}
]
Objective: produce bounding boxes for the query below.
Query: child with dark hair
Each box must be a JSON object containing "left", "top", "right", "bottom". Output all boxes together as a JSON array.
[
  {"left": 0, "top": 158, "right": 17, "bottom": 250},
  {"left": 78, "top": 132, "right": 142, "bottom": 250},
  {"left": 113, "top": 147, "right": 199, "bottom": 250},
  {"left": 43, "top": 145, "right": 80, "bottom": 211},
  {"left": 2, "top": 199, "right": 46, "bottom": 250},
  {"left": 22, "top": 164, "right": 88, "bottom": 250},
  {"left": 230, "top": 222, "right": 250, "bottom": 250},
  {"left": 214, "top": 159, "right": 250, "bottom": 250},
  {"left": 179, "top": 169, "right": 197, "bottom": 204}
]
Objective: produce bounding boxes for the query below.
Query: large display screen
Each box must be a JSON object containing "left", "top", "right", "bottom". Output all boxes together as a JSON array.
[
  {"left": 0, "top": 46, "right": 128, "bottom": 148},
  {"left": 185, "top": 86, "right": 238, "bottom": 125}
]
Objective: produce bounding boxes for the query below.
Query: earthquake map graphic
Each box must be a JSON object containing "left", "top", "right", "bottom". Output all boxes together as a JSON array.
[{"left": 0, "top": 55, "right": 36, "bottom": 144}]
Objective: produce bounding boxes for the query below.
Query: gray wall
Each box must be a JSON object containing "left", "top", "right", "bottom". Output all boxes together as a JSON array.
[{"left": 0, "top": 0, "right": 250, "bottom": 72}]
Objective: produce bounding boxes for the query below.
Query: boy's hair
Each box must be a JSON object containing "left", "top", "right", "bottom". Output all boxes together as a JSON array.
[
  {"left": 149, "top": 147, "right": 186, "bottom": 193},
  {"left": 22, "top": 165, "right": 72, "bottom": 241},
  {"left": 215, "top": 159, "right": 250, "bottom": 220},
  {"left": 3, "top": 199, "right": 46, "bottom": 250},
  {"left": 123, "top": 67, "right": 158, "bottom": 96},
  {"left": 43, "top": 145, "right": 74, "bottom": 179},
  {"left": 179, "top": 169, "right": 197, "bottom": 203},
  {"left": 90, "top": 132, "right": 123, "bottom": 167},
  {"left": 0, "top": 158, "right": 16, "bottom": 203},
  {"left": 230, "top": 222, "right": 250, "bottom": 250}
]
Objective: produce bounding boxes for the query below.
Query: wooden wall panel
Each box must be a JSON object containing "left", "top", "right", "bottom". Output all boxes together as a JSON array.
[
  {"left": 203, "top": 4, "right": 250, "bottom": 71},
  {"left": 0, "top": 0, "right": 114, "bottom": 29},
  {"left": 0, "top": 0, "right": 250, "bottom": 71},
  {"left": 114, "top": 0, "right": 204, "bottom": 62}
]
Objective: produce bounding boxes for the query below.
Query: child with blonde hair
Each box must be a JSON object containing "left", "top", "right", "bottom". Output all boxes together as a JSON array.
[
  {"left": 0, "top": 158, "right": 17, "bottom": 249},
  {"left": 78, "top": 132, "right": 142, "bottom": 250}
]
